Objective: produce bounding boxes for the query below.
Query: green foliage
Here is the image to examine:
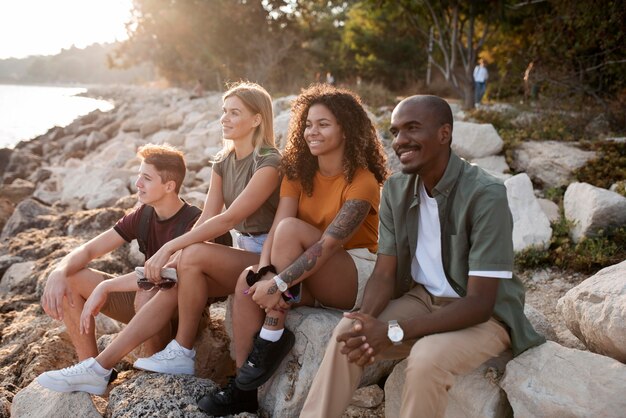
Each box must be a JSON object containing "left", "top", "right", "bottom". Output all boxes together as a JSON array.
[
  {"left": 575, "top": 141, "right": 626, "bottom": 189},
  {"left": 352, "top": 81, "right": 396, "bottom": 109},
  {"left": 516, "top": 217, "right": 626, "bottom": 274}
]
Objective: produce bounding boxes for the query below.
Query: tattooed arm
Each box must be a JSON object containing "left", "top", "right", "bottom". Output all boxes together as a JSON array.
[
  {"left": 250, "top": 199, "right": 371, "bottom": 311},
  {"left": 279, "top": 199, "right": 371, "bottom": 286}
]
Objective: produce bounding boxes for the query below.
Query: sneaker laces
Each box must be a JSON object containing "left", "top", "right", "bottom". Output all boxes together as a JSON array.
[
  {"left": 152, "top": 345, "right": 185, "bottom": 361},
  {"left": 59, "top": 361, "right": 89, "bottom": 377}
]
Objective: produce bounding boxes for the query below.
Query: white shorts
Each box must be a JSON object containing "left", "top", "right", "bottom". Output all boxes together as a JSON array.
[{"left": 315, "top": 247, "right": 377, "bottom": 312}]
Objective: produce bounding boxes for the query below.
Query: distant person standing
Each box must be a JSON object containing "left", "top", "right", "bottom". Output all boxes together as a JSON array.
[
  {"left": 326, "top": 72, "right": 335, "bottom": 86},
  {"left": 473, "top": 58, "right": 488, "bottom": 105}
]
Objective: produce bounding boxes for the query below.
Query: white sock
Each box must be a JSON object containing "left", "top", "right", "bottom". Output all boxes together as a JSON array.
[
  {"left": 91, "top": 359, "right": 111, "bottom": 376},
  {"left": 259, "top": 327, "right": 284, "bottom": 342},
  {"left": 172, "top": 339, "right": 195, "bottom": 356}
]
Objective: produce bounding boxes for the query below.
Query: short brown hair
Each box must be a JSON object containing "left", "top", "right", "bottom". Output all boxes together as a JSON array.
[{"left": 137, "top": 144, "right": 186, "bottom": 193}]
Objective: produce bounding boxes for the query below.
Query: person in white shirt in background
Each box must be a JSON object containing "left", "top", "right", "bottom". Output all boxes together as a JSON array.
[{"left": 473, "top": 58, "right": 489, "bottom": 105}]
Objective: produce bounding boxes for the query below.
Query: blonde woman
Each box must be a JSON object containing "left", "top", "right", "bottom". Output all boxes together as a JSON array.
[{"left": 37, "top": 82, "right": 281, "bottom": 395}]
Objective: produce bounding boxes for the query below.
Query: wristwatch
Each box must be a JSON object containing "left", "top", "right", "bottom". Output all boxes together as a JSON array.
[
  {"left": 273, "top": 275, "right": 288, "bottom": 293},
  {"left": 387, "top": 320, "right": 404, "bottom": 345}
]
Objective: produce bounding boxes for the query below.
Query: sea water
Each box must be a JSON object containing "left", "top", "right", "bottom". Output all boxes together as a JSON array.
[{"left": 0, "top": 84, "right": 114, "bottom": 149}]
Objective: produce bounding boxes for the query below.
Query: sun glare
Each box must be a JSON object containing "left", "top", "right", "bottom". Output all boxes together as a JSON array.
[{"left": 0, "top": 0, "right": 133, "bottom": 59}]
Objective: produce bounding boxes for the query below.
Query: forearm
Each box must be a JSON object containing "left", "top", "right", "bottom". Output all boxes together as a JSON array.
[
  {"left": 99, "top": 274, "right": 141, "bottom": 293},
  {"left": 278, "top": 237, "right": 341, "bottom": 287},
  {"left": 54, "top": 246, "right": 92, "bottom": 277},
  {"left": 165, "top": 213, "right": 235, "bottom": 253},
  {"left": 358, "top": 274, "right": 394, "bottom": 317},
  {"left": 400, "top": 295, "right": 495, "bottom": 340}
]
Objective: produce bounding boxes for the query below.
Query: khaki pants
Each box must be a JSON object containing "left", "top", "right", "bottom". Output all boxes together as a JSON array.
[{"left": 300, "top": 284, "right": 511, "bottom": 418}]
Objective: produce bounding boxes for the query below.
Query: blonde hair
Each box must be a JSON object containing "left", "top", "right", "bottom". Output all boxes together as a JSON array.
[
  {"left": 137, "top": 143, "right": 186, "bottom": 193},
  {"left": 215, "top": 81, "right": 275, "bottom": 161}
]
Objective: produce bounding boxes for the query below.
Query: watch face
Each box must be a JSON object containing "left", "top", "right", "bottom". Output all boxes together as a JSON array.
[{"left": 388, "top": 326, "right": 404, "bottom": 342}]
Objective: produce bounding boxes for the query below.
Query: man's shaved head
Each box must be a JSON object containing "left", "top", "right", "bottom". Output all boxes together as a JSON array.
[{"left": 395, "top": 95, "right": 453, "bottom": 132}]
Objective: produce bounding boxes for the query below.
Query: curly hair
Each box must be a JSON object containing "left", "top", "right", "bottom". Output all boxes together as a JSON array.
[{"left": 282, "top": 84, "right": 388, "bottom": 196}]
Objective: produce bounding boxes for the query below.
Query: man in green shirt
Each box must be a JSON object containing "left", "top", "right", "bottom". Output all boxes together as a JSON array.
[{"left": 300, "top": 95, "right": 544, "bottom": 417}]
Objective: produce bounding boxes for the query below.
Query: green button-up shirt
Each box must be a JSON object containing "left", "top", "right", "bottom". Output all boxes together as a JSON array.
[{"left": 378, "top": 152, "right": 545, "bottom": 356}]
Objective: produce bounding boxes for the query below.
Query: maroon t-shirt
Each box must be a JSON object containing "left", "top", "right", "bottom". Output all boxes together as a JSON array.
[{"left": 113, "top": 203, "right": 200, "bottom": 260}]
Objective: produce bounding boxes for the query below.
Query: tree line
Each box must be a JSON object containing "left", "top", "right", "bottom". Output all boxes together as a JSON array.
[{"left": 112, "top": 0, "right": 625, "bottom": 113}]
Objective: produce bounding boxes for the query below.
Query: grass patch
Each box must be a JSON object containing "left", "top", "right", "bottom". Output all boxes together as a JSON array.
[
  {"left": 516, "top": 217, "right": 626, "bottom": 274},
  {"left": 575, "top": 140, "right": 626, "bottom": 189}
]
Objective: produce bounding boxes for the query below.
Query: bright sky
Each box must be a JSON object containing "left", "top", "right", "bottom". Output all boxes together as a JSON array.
[{"left": 0, "top": 0, "right": 133, "bottom": 59}]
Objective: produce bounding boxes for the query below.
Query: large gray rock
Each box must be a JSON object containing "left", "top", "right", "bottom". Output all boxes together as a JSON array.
[
  {"left": 12, "top": 380, "right": 101, "bottom": 418},
  {"left": 0, "top": 198, "right": 52, "bottom": 240},
  {"left": 557, "top": 260, "right": 626, "bottom": 361},
  {"left": 537, "top": 198, "right": 560, "bottom": 223},
  {"left": 106, "top": 373, "right": 216, "bottom": 417},
  {"left": 0, "top": 261, "right": 36, "bottom": 296},
  {"left": 564, "top": 182, "right": 626, "bottom": 243},
  {"left": 274, "top": 111, "right": 292, "bottom": 149},
  {"left": 501, "top": 341, "right": 626, "bottom": 418},
  {"left": 385, "top": 354, "right": 513, "bottom": 418},
  {"left": 511, "top": 141, "right": 595, "bottom": 188},
  {"left": 258, "top": 307, "right": 396, "bottom": 417},
  {"left": 452, "top": 122, "right": 504, "bottom": 160},
  {"left": 470, "top": 155, "right": 510, "bottom": 175},
  {"left": 524, "top": 304, "right": 557, "bottom": 342},
  {"left": 504, "top": 173, "right": 552, "bottom": 251},
  {"left": 224, "top": 304, "right": 397, "bottom": 417}
]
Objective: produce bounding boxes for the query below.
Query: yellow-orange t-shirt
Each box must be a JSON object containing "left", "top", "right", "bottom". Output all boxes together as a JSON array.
[{"left": 280, "top": 168, "right": 380, "bottom": 252}]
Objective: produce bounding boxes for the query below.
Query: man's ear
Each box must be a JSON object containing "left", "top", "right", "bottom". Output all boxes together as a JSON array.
[
  {"left": 165, "top": 180, "right": 177, "bottom": 193},
  {"left": 439, "top": 124, "right": 452, "bottom": 145}
]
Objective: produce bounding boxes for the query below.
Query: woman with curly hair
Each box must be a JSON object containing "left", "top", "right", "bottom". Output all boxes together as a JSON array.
[{"left": 198, "top": 83, "right": 388, "bottom": 416}]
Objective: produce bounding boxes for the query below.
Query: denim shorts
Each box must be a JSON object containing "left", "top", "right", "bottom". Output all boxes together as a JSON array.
[{"left": 236, "top": 232, "right": 268, "bottom": 254}]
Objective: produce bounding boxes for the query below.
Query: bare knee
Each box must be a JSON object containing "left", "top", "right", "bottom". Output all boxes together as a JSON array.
[
  {"left": 273, "top": 217, "right": 311, "bottom": 242},
  {"left": 178, "top": 243, "right": 212, "bottom": 272}
]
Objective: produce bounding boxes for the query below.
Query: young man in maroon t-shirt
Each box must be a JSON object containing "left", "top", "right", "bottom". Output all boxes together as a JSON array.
[{"left": 40, "top": 144, "right": 199, "bottom": 371}]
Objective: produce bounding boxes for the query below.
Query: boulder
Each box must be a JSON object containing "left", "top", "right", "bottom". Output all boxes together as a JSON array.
[
  {"left": 224, "top": 304, "right": 397, "bottom": 417},
  {"left": 504, "top": 173, "right": 552, "bottom": 251},
  {"left": 11, "top": 381, "right": 101, "bottom": 418},
  {"left": 2, "top": 149, "right": 42, "bottom": 184},
  {"left": 106, "top": 373, "right": 216, "bottom": 417},
  {"left": 274, "top": 111, "right": 292, "bottom": 149},
  {"left": 511, "top": 141, "right": 595, "bottom": 188},
  {"left": 0, "top": 198, "right": 14, "bottom": 232},
  {"left": 164, "top": 111, "right": 185, "bottom": 130},
  {"left": 139, "top": 117, "right": 162, "bottom": 138},
  {"left": 385, "top": 353, "right": 513, "bottom": 418},
  {"left": 0, "top": 261, "right": 36, "bottom": 296},
  {"left": 501, "top": 341, "right": 626, "bottom": 418},
  {"left": 557, "top": 260, "right": 626, "bottom": 361},
  {"left": 350, "top": 384, "right": 384, "bottom": 408},
  {"left": 470, "top": 155, "right": 510, "bottom": 174},
  {"left": 563, "top": 182, "right": 626, "bottom": 243},
  {"left": 0, "top": 179, "right": 35, "bottom": 204},
  {"left": 536, "top": 198, "right": 560, "bottom": 223},
  {"left": 452, "top": 122, "right": 504, "bottom": 160},
  {"left": 1, "top": 198, "right": 52, "bottom": 240},
  {"left": 524, "top": 304, "right": 558, "bottom": 342}
]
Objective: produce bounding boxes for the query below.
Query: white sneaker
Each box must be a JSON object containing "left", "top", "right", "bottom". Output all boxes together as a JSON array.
[
  {"left": 36, "top": 358, "right": 110, "bottom": 395},
  {"left": 133, "top": 340, "right": 195, "bottom": 375}
]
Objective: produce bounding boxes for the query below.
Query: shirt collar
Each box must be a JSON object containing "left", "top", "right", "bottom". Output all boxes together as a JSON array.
[
  {"left": 412, "top": 151, "right": 462, "bottom": 200},
  {"left": 433, "top": 152, "right": 463, "bottom": 197}
]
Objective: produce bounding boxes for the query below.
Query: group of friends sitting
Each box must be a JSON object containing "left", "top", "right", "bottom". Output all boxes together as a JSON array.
[{"left": 35, "top": 82, "right": 544, "bottom": 417}]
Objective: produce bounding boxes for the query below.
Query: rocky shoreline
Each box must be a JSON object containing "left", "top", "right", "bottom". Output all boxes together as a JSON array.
[{"left": 1, "top": 85, "right": 625, "bottom": 417}]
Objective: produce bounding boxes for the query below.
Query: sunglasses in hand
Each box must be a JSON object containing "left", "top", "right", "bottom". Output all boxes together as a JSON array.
[
  {"left": 136, "top": 277, "right": 177, "bottom": 291},
  {"left": 135, "top": 266, "right": 178, "bottom": 291}
]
